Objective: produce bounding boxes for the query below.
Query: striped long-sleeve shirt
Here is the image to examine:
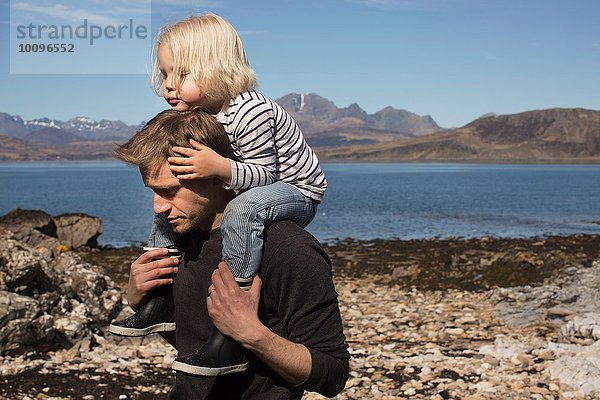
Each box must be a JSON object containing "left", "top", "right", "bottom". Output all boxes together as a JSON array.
[{"left": 214, "top": 90, "right": 327, "bottom": 202}]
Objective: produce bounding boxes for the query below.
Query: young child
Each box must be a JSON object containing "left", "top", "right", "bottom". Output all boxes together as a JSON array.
[{"left": 109, "top": 13, "right": 326, "bottom": 377}]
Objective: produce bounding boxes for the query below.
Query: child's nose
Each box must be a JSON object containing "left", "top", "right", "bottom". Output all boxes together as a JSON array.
[{"left": 163, "top": 77, "right": 174, "bottom": 91}]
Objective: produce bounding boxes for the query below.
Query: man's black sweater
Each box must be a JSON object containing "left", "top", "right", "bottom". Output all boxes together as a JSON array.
[{"left": 169, "top": 221, "right": 350, "bottom": 399}]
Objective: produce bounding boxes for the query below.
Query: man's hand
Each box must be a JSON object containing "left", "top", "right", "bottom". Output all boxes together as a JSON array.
[
  {"left": 206, "top": 262, "right": 265, "bottom": 345},
  {"left": 168, "top": 139, "right": 232, "bottom": 184},
  {"left": 127, "top": 248, "right": 179, "bottom": 310},
  {"left": 207, "top": 262, "right": 312, "bottom": 385}
]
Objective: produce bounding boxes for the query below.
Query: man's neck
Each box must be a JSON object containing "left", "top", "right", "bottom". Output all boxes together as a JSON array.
[
  {"left": 211, "top": 212, "right": 224, "bottom": 231},
  {"left": 208, "top": 189, "right": 236, "bottom": 231}
]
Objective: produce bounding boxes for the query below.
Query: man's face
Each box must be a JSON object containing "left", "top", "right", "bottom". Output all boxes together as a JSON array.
[{"left": 143, "top": 161, "right": 221, "bottom": 233}]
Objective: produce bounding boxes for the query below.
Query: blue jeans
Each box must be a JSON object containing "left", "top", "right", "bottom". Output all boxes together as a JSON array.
[
  {"left": 148, "top": 182, "right": 317, "bottom": 279},
  {"left": 221, "top": 181, "right": 317, "bottom": 279}
]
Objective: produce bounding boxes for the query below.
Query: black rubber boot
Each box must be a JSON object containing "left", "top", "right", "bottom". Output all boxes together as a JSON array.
[
  {"left": 172, "top": 327, "right": 249, "bottom": 376},
  {"left": 110, "top": 213, "right": 182, "bottom": 337},
  {"left": 109, "top": 284, "right": 175, "bottom": 336}
]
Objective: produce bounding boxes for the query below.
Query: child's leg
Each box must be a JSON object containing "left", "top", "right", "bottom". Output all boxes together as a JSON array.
[
  {"left": 148, "top": 212, "right": 180, "bottom": 248},
  {"left": 221, "top": 181, "right": 317, "bottom": 281}
]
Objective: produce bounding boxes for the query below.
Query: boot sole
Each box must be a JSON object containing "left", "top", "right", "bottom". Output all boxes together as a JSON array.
[
  {"left": 108, "top": 322, "right": 176, "bottom": 337},
  {"left": 171, "top": 360, "right": 249, "bottom": 376}
]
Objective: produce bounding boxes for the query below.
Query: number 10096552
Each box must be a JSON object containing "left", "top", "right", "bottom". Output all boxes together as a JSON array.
[{"left": 18, "top": 43, "right": 75, "bottom": 53}]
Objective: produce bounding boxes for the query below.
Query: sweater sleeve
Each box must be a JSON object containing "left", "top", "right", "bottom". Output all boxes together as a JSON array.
[
  {"left": 228, "top": 99, "right": 277, "bottom": 190},
  {"left": 263, "top": 230, "right": 350, "bottom": 397}
]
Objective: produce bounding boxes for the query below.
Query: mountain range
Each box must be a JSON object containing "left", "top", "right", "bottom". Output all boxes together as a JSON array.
[
  {"left": 0, "top": 114, "right": 141, "bottom": 142},
  {"left": 275, "top": 93, "right": 440, "bottom": 147},
  {"left": 0, "top": 93, "right": 438, "bottom": 160},
  {"left": 320, "top": 108, "right": 600, "bottom": 162},
  {"left": 0, "top": 93, "right": 598, "bottom": 162}
]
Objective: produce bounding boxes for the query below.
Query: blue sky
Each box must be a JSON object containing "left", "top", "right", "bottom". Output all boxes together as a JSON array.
[{"left": 1, "top": 0, "right": 599, "bottom": 128}]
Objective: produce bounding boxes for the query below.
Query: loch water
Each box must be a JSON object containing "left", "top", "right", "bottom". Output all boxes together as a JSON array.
[{"left": 1, "top": 162, "right": 599, "bottom": 247}]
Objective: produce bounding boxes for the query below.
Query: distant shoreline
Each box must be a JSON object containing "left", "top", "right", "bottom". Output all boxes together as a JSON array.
[
  {"left": 91, "top": 232, "right": 600, "bottom": 250},
  {"left": 90, "top": 229, "right": 600, "bottom": 249},
  {"left": 2, "top": 157, "right": 600, "bottom": 165},
  {"left": 79, "top": 233, "right": 600, "bottom": 293}
]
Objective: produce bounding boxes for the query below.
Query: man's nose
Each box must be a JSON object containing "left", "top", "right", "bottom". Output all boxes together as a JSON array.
[{"left": 153, "top": 193, "right": 171, "bottom": 215}]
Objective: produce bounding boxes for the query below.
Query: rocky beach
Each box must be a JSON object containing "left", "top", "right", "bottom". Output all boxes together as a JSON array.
[{"left": 1, "top": 209, "right": 600, "bottom": 399}]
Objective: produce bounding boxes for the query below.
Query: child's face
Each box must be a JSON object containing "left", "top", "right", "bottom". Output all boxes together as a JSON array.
[{"left": 157, "top": 45, "right": 223, "bottom": 114}]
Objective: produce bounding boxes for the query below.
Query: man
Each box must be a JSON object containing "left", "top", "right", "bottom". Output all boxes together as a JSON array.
[{"left": 114, "top": 109, "right": 349, "bottom": 399}]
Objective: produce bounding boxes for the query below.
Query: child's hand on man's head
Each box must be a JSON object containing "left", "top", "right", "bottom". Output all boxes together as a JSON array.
[{"left": 169, "top": 139, "right": 231, "bottom": 182}]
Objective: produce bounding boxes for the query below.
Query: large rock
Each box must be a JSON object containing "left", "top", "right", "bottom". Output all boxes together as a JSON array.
[
  {"left": 0, "top": 209, "right": 102, "bottom": 250},
  {"left": 0, "top": 233, "right": 122, "bottom": 354},
  {"left": 547, "top": 341, "right": 600, "bottom": 395},
  {"left": 489, "top": 259, "right": 600, "bottom": 396},
  {"left": 0, "top": 290, "right": 38, "bottom": 326},
  {"left": 54, "top": 213, "right": 102, "bottom": 249},
  {"left": 0, "top": 208, "right": 58, "bottom": 250},
  {"left": 0, "top": 208, "right": 56, "bottom": 237},
  {"left": 0, "top": 236, "right": 43, "bottom": 291},
  {"left": 561, "top": 312, "right": 600, "bottom": 342},
  {"left": 0, "top": 291, "right": 65, "bottom": 351},
  {"left": 492, "top": 260, "right": 600, "bottom": 329}
]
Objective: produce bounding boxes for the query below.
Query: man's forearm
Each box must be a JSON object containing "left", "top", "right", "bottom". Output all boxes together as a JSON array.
[
  {"left": 241, "top": 324, "right": 311, "bottom": 386},
  {"left": 207, "top": 264, "right": 317, "bottom": 387}
]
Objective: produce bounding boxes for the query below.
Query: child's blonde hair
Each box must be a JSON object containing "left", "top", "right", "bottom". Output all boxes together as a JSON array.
[{"left": 151, "top": 13, "right": 256, "bottom": 102}]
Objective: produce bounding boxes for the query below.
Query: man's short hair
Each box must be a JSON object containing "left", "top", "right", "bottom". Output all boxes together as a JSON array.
[{"left": 115, "top": 108, "right": 234, "bottom": 175}]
